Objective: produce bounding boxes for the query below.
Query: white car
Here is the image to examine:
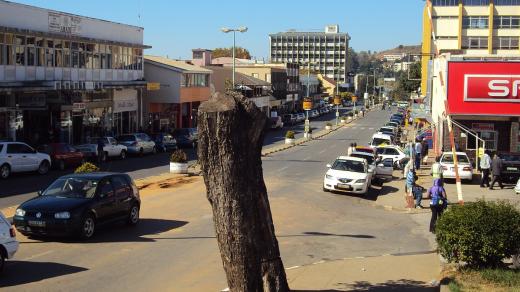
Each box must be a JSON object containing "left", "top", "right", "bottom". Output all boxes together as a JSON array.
[
  {"left": 369, "top": 133, "right": 394, "bottom": 147},
  {"left": 117, "top": 133, "right": 156, "bottom": 155},
  {"left": 350, "top": 151, "right": 394, "bottom": 182},
  {"left": 0, "top": 211, "right": 19, "bottom": 271},
  {"left": 75, "top": 137, "right": 128, "bottom": 161},
  {"left": 380, "top": 126, "right": 398, "bottom": 135},
  {"left": 439, "top": 152, "right": 473, "bottom": 182},
  {"left": 323, "top": 156, "right": 372, "bottom": 195},
  {"left": 376, "top": 145, "right": 407, "bottom": 166},
  {"left": 515, "top": 178, "right": 520, "bottom": 194},
  {"left": 0, "top": 142, "right": 51, "bottom": 179}
]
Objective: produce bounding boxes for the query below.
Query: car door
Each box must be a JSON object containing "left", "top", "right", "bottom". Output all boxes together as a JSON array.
[
  {"left": 105, "top": 138, "right": 115, "bottom": 157},
  {"left": 94, "top": 179, "right": 118, "bottom": 222},
  {"left": 5, "top": 144, "right": 26, "bottom": 172},
  {"left": 111, "top": 175, "right": 132, "bottom": 217},
  {"left": 385, "top": 148, "right": 402, "bottom": 163},
  {"left": 376, "top": 158, "right": 394, "bottom": 181}
]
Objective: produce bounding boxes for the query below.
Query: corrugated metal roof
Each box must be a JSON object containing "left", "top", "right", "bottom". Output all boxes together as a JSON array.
[{"left": 144, "top": 55, "right": 212, "bottom": 73}]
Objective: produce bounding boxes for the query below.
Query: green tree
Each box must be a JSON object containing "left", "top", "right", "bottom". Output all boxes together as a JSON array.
[
  {"left": 213, "top": 47, "right": 251, "bottom": 59},
  {"left": 396, "top": 62, "right": 421, "bottom": 94}
]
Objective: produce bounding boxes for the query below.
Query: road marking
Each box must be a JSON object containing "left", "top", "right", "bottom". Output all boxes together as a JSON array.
[
  {"left": 22, "top": 250, "right": 54, "bottom": 261},
  {"left": 221, "top": 288, "right": 230, "bottom": 292},
  {"left": 278, "top": 166, "right": 289, "bottom": 172},
  {"left": 369, "top": 127, "right": 374, "bottom": 130},
  {"left": 318, "top": 149, "right": 326, "bottom": 154},
  {"left": 303, "top": 156, "right": 312, "bottom": 161},
  {"left": 286, "top": 266, "right": 300, "bottom": 270},
  {"left": 312, "top": 260, "right": 326, "bottom": 265},
  {"left": 360, "top": 127, "right": 366, "bottom": 130}
]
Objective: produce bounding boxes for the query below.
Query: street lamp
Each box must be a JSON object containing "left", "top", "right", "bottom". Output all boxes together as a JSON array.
[{"left": 221, "top": 26, "right": 248, "bottom": 89}]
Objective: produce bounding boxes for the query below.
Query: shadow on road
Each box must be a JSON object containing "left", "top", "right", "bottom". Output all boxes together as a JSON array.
[
  {"left": 344, "top": 279, "right": 438, "bottom": 291},
  {"left": 0, "top": 261, "right": 88, "bottom": 287},
  {"left": 22, "top": 218, "right": 188, "bottom": 243}
]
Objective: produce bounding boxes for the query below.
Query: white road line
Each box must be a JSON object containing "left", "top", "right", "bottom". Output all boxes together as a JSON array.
[
  {"left": 318, "top": 149, "right": 326, "bottom": 154},
  {"left": 278, "top": 166, "right": 289, "bottom": 172},
  {"left": 286, "top": 266, "right": 300, "bottom": 270},
  {"left": 22, "top": 250, "right": 54, "bottom": 261},
  {"left": 369, "top": 127, "right": 374, "bottom": 130},
  {"left": 360, "top": 127, "right": 366, "bottom": 130},
  {"left": 304, "top": 156, "right": 312, "bottom": 161}
]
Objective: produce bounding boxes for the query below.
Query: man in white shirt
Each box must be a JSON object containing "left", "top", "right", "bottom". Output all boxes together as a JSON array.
[
  {"left": 414, "top": 140, "right": 422, "bottom": 170},
  {"left": 480, "top": 150, "right": 491, "bottom": 188}
]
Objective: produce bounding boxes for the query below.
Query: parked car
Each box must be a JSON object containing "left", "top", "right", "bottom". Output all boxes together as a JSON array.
[
  {"left": 309, "top": 110, "right": 320, "bottom": 119},
  {"left": 323, "top": 156, "right": 372, "bottom": 195},
  {"left": 269, "top": 116, "right": 284, "bottom": 129},
  {"left": 354, "top": 146, "right": 377, "bottom": 157},
  {"left": 0, "top": 211, "right": 18, "bottom": 272},
  {"left": 350, "top": 151, "right": 394, "bottom": 183},
  {"left": 38, "top": 143, "right": 85, "bottom": 170},
  {"left": 499, "top": 152, "right": 520, "bottom": 183},
  {"left": 439, "top": 152, "right": 473, "bottom": 182},
  {"left": 117, "top": 133, "right": 156, "bottom": 155},
  {"left": 172, "top": 128, "right": 198, "bottom": 148},
  {"left": 282, "top": 114, "right": 297, "bottom": 126},
  {"left": 375, "top": 145, "right": 407, "bottom": 167},
  {"left": 151, "top": 133, "right": 178, "bottom": 152},
  {"left": 13, "top": 172, "right": 140, "bottom": 239},
  {"left": 319, "top": 108, "right": 328, "bottom": 115},
  {"left": 386, "top": 121, "right": 400, "bottom": 130},
  {"left": 0, "top": 142, "right": 51, "bottom": 179},
  {"left": 76, "top": 137, "right": 128, "bottom": 162},
  {"left": 369, "top": 133, "right": 394, "bottom": 147},
  {"left": 296, "top": 113, "right": 306, "bottom": 123}
]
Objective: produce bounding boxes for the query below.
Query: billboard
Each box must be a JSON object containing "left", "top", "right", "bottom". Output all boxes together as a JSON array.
[{"left": 447, "top": 62, "right": 520, "bottom": 115}]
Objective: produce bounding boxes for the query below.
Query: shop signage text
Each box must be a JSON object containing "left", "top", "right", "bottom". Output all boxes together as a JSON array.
[
  {"left": 464, "top": 74, "right": 520, "bottom": 102},
  {"left": 48, "top": 12, "right": 82, "bottom": 35}
]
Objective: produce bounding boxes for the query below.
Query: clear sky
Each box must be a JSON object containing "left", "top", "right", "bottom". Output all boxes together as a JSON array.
[{"left": 12, "top": 0, "right": 424, "bottom": 59}]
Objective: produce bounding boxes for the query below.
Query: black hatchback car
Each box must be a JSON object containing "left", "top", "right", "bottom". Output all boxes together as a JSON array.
[{"left": 13, "top": 172, "right": 140, "bottom": 239}]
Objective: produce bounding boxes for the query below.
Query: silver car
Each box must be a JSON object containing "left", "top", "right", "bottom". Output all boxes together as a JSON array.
[{"left": 117, "top": 133, "right": 156, "bottom": 155}]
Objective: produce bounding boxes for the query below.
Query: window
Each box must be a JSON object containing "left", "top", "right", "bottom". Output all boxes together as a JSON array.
[
  {"left": 385, "top": 148, "right": 400, "bottom": 155},
  {"left": 494, "top": 36, "right": 519, "bottom": 49},
  {"left": 7, "top": 143, "right": 33, "bottom": 154},
  {"left": 462, "top": 16, "right": 489, "bottom": 29},
  {"left": 466, "top": 130, "right": 498, "bottom": 150},
  {"left": 462, "top": 0, "right": 490, "bottom": 5},
  {"left": 495, "top": 0, "right": 520, "bottom": 5},
  {"left": 462, "top": 37, "right": 488, "bottom": 49},
  {"left": 98, "top": 179, "right": 114, "bottom": 198},
  {"left": 252, "top": 73, "right": 259, "bottom": 78},
  {"left": 494, "top": 16, "right": 520, "bottom": 28}
]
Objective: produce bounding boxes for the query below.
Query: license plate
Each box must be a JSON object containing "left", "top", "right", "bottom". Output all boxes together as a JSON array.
[
  {"left": 337, "top": 184, "right": 352, "bottom": 190},
  {"left": 507, "top": 167, "right": 518, "bottom": 171},
  {"left": 28, "top": 220, "right": 46, "bottom": 227}
]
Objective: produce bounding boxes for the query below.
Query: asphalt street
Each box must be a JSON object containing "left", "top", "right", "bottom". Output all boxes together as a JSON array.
[{"left": 0, "top": 108, "right": 434, "bottom": 291}]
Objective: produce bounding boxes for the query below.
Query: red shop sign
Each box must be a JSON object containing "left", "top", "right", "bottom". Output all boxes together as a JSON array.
[{"left": 447, "top": 62, "right": 520, "bottom": 115}]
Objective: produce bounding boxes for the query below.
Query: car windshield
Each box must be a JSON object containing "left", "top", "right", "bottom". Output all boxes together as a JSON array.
[
  {"left": 118, "top": 135, "right": 135, "bottom": 142},
  {"left": 331, "top": 159, "right": 365, "bottom": 173},
  {"left": 43, "top": 177, "right": 99, "bottom": 198},
  {"left": 351, "top": 154, "right": 375, "bottom": 165},
  {"left": 501, "top": 154, "right": 520, "bottom": 162},
  {"left": 442, "top": 154, "right": 470, "bottom": 164}
]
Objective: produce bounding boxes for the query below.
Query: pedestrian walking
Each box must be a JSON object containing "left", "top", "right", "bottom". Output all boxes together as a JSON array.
[
  {"left": 412, "top": 182, "right": 425, "bottom": 209},
  {"left": 414, "top": 139, "right": 422, "bottom": 170},
  {"left": 97, "top": 138, "right": 105, "bottom": 164},
  {"left": 347, "top": 143, "right": 354, "bottom": 156},
  {"left": 490, "top": 153, "right": 504, "bottom": 190},
  {"left": 421, "top": 138, "right": 429, "bottom": 165},
  {"left": 480, "top": 150, "right": 491, "bottom": 188},
  {"left": 430, "top": 156, "right": 443, "bottom": 180},
  {"left": 405, "top": 168, "right": 416, "bottom": 209},
  {"left": 427, "top": 178, "right": 447, "bottom": 233}
]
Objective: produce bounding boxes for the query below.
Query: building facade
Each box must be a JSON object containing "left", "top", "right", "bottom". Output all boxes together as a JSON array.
[
  {"left": 143, "top": 56, "right": 211, "bottom": 132},
  {"left": 269, "top": 25, "right": 350, "bottom": 83}
]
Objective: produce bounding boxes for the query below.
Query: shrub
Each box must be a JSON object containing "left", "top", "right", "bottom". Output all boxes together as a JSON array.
[
  {"left": 436, "top": 200, "right": 520, "bottom": 268},
  {"left": 326, "top": 122, "right": 333, "bottom": 127},
  {"left": 170, "top": 149, "right": 188, "bottom": 163},
  {"left": 285, "top": 130, "right": 295, "bottom": 139},
  {"left": 74, "top": 162, "right": 100, "bottom": 173}
]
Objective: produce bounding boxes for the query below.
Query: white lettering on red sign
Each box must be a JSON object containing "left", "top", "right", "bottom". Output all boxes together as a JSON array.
[{"left": 464, "top": 74, "right": 520, "bottom": 102}]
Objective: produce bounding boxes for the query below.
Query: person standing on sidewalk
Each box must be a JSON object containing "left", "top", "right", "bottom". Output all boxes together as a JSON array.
[
  {"left": 430, "top": 156, "right": 443, "bottom": 181},
  {"left": 421, "top": 138, "right": 429, "bottom": 165},
  {"left": 427, "top": 178, "right": 447, "bottom": 233},
  {"left": 405, "top": 168, "right": 416, "bottom": 209},
  {"left": 347, "top": 143, "right": 354, "bottom": 156},
  {"left": 414, "top": 139, "right": 422, "bottom": 170},
  {"left": 490, "top": 153, "right": 504, "bottom": 190},
  {"left": 480, "top": 150, "right": 491, "bottom": 188}
]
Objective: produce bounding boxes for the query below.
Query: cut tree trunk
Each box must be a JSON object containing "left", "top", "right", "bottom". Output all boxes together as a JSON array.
[{"left": 198, "top": 91, "right": 289, "bottom": 292}]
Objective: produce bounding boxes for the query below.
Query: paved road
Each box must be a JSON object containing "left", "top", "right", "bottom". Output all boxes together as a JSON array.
[
  {"left": 0, "top": 107, "right": 354, "bottom": 209},
  {"left": 0, "top": 109, "right": 433, "bottom": 291}
]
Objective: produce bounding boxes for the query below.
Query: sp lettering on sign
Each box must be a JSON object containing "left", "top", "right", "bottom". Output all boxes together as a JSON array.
[{"left": 464, "top": 74, "right": 520, "bottom": 102}]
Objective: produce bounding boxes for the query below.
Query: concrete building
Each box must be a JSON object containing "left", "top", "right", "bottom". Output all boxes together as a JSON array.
[
  {"left": 393, "top": 61, "right": 414, "bottom": 72},
  {"left": 143, "top": 56, "right": 211, "bottom": 132},
  {"left": 0, "top": 0, "right": 148, "bottom": 145},
  {"left": 382, "top": 53, "right": 407, "bottom": 62},
  {"left": 299, "top": 75, "right": 320, "bottom": 100},
  {"left": 269, "top": 25, "right": 350, "bottom": 83},
  {"left": 421, "top": 0, "right": 520, "bottom": 96},
  {"left": 191, "top": 49, "right": 212, "bottom": 67}
]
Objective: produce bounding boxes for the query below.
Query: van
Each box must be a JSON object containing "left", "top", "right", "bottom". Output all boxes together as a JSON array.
[
  {"left": 370, "top": 133, "right": 393, "bottom": 147},
  {"left": 0, "top": 211, "right": 19, "bottom": 271}
]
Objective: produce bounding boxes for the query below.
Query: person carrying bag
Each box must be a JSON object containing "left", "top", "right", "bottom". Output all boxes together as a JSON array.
[{"left": 427, "top": 178, "right": 447, "bottom": 233}]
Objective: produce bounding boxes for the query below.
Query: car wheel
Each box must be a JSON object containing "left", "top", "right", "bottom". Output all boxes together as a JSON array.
[
  {"left": 152, "top": 146, "right": 157, "bottom": 154},
  {"left": 0, "top": 164, "right": 10, "bottom": 179},
  {"left": 127, "top": 204, "right": 140, "bottom": 225},
  {"left": 80, "top": 214, "right": 96, "bottom": 239},
  {"left": 0, "top": 252, "right": 4, "bottom": 273},
  {"left": 120, "top": 150, "right": 126, "bottom": 160},
  {"left": 139, "top": 148, "right": 144, "bottom": 156},
  {"left": 57, "top": 159, "right": 66, "bottom": 171},
  {"left": 38, "top": 161, "right": 50, "bottom": 175}
]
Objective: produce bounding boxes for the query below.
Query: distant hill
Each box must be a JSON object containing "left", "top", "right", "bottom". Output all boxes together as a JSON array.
[{"left": 375, "top": 45, "right": 421, "bottom": 59}]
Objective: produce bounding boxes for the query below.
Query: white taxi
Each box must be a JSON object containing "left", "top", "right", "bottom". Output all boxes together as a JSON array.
[{"left": 323, "top": 156, "right": 372, "bottom": 195}]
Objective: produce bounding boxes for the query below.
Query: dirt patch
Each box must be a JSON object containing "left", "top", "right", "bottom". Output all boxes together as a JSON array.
[{"left": 137, "top": 176, "right": 197, "bottom": 193}]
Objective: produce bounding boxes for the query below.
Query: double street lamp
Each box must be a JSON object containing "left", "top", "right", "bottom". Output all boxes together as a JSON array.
[{"left": 221, "top": 26, "right": 248, "bottom": 89}]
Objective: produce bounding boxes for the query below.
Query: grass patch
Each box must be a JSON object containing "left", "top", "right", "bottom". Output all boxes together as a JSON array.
[{"left": 443, "top": 266, "right": 520, "bottom": 292}]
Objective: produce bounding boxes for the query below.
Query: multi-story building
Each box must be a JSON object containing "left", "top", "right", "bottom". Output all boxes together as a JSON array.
[
  {"left": 421, "top": 0, "right": 520, "bottom": 94},
  {"left": 393, "top": 61, "right": 414, "bottom": 72},
  {"left": 143, "top": 56, "right": 211, "bottom": 132},
  {"left": 269, "top": 25, "right": 350, "bottom": 83},
  {"left": 0, "top": 0, "right": 147, "bottom": 145}
]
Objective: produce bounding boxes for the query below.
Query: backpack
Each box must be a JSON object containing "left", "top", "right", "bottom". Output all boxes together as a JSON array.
[{"left": 430, "top": 186, "right": 445, "bottom": 206}]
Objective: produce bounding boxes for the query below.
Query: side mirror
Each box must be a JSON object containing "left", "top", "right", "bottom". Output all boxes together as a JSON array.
[
  {"left": 37, "top": 190, "right": 43, "bottom": 196},
  {"left": 326, "top": 164, "right": 332, "bottom": 168}
]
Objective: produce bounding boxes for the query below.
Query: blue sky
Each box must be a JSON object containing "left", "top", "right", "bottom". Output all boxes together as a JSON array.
[{"left": 13, "top": 0, "right": 424, "bottom": 59}]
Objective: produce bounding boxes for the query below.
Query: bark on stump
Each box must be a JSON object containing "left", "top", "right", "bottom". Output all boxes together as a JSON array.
[{"left": 198, "top": 92, "right": 289, "bottom": 292}]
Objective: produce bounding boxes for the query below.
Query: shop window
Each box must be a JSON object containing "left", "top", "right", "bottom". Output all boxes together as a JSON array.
[
  {"left": 46, "top": 48, "right": 54, "bottom": 67},
  {"left": 466, "top": 130, "right": 497, "bottom": 151}
]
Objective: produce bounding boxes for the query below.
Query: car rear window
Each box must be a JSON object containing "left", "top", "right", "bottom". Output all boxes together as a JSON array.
[
  {"left": 372, "top": 138, "right": 390, "bottom": 146},
  {"left": 442, "top": 154, "right": 470, "bottom": 164},
  {"left": 351, "top": 154, "right": 375, "bottom": 165},
  {"left": 118, "top": 135, "right": 136, "bottom": 142}
]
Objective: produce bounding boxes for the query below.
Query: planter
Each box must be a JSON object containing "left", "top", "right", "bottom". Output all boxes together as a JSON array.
[
  {"left": 304, "top": 133, "right": 312, "bottom": 139},
  {"left": 354, "top": 114, "right": 358, "bottom": 118},
  {"left": 170, "top": 162, "right": 188, "bottom": 174},
  {"left": 340, "top": 119, "right": 346, "bottom": 124},
  {"left": 347, "top": 117, "right": 352, "bottom": 121},
  {"left": 325, "top": 125, "right": 332, "bottom": 130},
  {"left": 285, "top": 138, "right": 295, "bottom": 145}
]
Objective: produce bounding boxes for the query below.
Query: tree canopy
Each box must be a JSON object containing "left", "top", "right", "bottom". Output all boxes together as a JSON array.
[{"left": 213, "top": 47, "right": 251, "bottom": 59}]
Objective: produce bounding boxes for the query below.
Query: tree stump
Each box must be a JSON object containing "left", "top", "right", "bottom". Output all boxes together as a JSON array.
[{"left": 198, "top": 92, "right": 289, "bottom": 292}]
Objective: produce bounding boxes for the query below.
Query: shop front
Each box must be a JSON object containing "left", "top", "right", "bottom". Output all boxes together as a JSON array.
[{"left": 443, "top": 61, "right": 520, "bottom": 158}]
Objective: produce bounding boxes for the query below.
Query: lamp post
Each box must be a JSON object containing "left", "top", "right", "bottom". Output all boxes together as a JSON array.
[
  {"left": 221, "top": 26, "right": 248, "bottom": 89},
  {"left": 373, "top": 68, "right": 377, "bottom": 108}
]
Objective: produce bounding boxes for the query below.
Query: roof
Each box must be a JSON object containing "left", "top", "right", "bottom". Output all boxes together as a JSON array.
[
  {"left": 372, "top": 133, "right": 393, "bottom": 138},
  {"left": 351, "top": 151, "right": 375, "bottom": 158},
  {"left": 192, "top": 48, "right": 213, "bottom": 52},
  {"left": 336, "top": 156, "right": 367, "bottom": 163},
  {"left": 61, "top": 172, "right": 124, "bottom": 180},
  {"left": 205, "top": 66, "right": 270, "bottom": 93},
  {"left": 211, "top": 57, "right": 256, "bottom": 66},
  {"left": 270, "top": 31, "right": 350, "bottom": 38},
  {"left": 144, "top": 56, "right": 212, "bottom": 74}
]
